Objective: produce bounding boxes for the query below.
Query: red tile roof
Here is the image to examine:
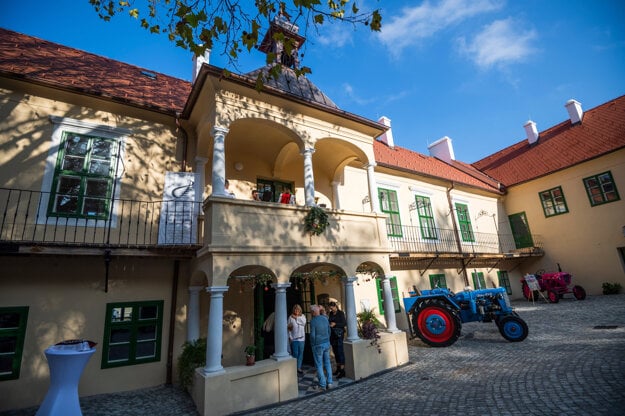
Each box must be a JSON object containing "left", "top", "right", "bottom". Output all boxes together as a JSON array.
[
  {"left": 373, "top": 140, "right": 503, "bottom": 194},
  {"left": 473, "top": 95, "right": 625, "bottom": 186},
  {"left": 0, "top": 28, "right": 191, "bottom": 114}
]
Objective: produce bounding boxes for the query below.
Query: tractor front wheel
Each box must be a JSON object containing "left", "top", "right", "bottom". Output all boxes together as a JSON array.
[
  {"left": 573, "top": 285, "right": 586, "bottom": 300},
  {"left": 413, "top": 300, "right": 461, "bottom": 347},
  {"left": 548, "top": 290, "right": 560, "bottom": 303},
  {"left": 497, "top": 315, "right": 529, "bottom": 342}
]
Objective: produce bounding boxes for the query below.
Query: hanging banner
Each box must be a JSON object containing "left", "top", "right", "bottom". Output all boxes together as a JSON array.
[{"left": 158, "top": 172, "right": 198, "bottom": 245}]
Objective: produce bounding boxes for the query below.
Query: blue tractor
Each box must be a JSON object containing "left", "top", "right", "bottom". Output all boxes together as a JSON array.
[{"left": 403, "top": 287, "right": 528, "bottom": 347}]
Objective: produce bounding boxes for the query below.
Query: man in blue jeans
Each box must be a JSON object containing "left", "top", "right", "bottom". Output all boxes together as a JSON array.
[{"left": 309, "top": 304, "right": 333, "bottom": 390}]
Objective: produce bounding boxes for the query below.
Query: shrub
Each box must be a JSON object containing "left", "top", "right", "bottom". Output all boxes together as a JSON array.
[
  {"left": 177, "top": 338, "right": 206, "bottom": 390},
  {"left": 357, "top": 308, "right": 382, "bottom": 353},
  {"left": 602, "top": 282, "right": 622, "bottom": 295}
]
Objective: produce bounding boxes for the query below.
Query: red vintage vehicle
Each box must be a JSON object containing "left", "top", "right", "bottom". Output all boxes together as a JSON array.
[{"left": 521, "top": 268, "right": 586, "bottom": 303}]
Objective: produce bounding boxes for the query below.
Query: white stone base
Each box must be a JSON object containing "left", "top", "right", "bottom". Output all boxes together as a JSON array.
[
  {"left": 191, "top": 358, "right": 298, "bottom": 415},
  {"left": 344, "top": 331, "right": 409, "bottom": 380}
]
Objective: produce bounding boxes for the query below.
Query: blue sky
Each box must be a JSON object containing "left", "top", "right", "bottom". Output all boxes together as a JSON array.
[{"left": 2, "top": 0, "right": 624, "bottom": 163}]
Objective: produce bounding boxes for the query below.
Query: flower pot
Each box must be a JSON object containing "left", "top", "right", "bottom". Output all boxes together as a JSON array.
[{"left": 246, "top": 355, "right": 255, "bottom": 366}]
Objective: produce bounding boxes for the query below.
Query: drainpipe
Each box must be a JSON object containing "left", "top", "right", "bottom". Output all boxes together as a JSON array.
[
  {"left": 166, "top": 260, "right": 180, "bottom": 385},
  {"left": 446, "top": 182, "right": 469, "bottom": 286}
]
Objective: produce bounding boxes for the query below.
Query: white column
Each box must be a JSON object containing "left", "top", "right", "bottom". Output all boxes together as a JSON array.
[
  {"left": 331, "top": 180, "right": 341, "bottom": 210},
  {"left": 366, "top": 162, "right": 380, "bottom": 213},
  {"left": 210, "top": 126, "right": 229, "bottom": 197},
  {"left": 187, "top": 286, "right": 203, "bottom": 342},
  {"left": 302, "top": 147, "right": 316, "bottom": 206},
  {"left": 271, "top": 282, "right": 292, "bottom": 361},
  {"left": 203, "top": 285, "right": 229, "bottom": 374},
  {"left": 381, "top": 276, "right": 399, "bottom": 332},
  {"left": 194, "top": 157, "right": 209, "bottom": 203},
  {"left": 343, "top": 276, "right": 361, "bottom": 342}
]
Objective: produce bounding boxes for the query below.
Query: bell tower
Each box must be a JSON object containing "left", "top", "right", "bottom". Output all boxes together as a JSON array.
[{"left": 258, "top": 9, "right": 305, "bottom": 69}]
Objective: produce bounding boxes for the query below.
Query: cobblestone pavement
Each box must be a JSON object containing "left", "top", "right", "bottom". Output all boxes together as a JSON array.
[{"left": 4, "top": 294, "right": 625, "bottom": 416}]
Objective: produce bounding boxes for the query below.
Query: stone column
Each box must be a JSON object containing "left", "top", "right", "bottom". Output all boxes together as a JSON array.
[
  {"left": 380, "top": 276, "right": 399, "bottom": 332},
  {"left": 271, "top": 282, "right": 292, "bottom": 361},
  {"left": 302, "top": 147, "right": 316, "bottom": 206},
  {"left": 210, "top": 126, "right": 230, "bottom": 197},
  {"left": 366, "top": 162, "right": 380, "bottom": 213},
  {"left": 203, "top": 285, "right": 229, "bottom": 374},
  {"left": 331, "top": 180, "right": 341, "bottom": 210},
  {"left": 343, "top": 276, "right": 361, "bottom": 342},
  {"left": 187, "top": 286, "right": 204, "bottom": 342},
  {"left": 194, "top": 156, "right": 209, "bottom": 202}
]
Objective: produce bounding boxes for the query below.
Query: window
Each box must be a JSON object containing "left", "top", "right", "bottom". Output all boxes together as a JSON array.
[
  {"left": 471, "top": 272, "right": 486, "bottom": 290},
  {"left": 429, "top": 274, "right": 447, "bottom": 289},
  {"left": 102, "top": 301, "right": 163, "bottom": 368},
  {"left": 0, "top": 307, "right": 29, "bottom": 381},
  {"left": 497, "top": 271, "right": 512, "bottom": 295},
  {"left": 583, "top": 171, "right": 620, "bottom": 206},
  {"left": 256, "top": 179, "right": 293, "bottom": 203},
  {"left": 379, "top": 188, "right": 402, "bottom": 237},
  {"left": 375, "top": 276, "right": 401, "bottom": 314},
  {"left": 539, "top": 186, "right": 569, "bottom": 217},
  {"left": 455, "top": 203, "right": 475, "bottom": 242},
  {"left": 415, "top": 195, "right": 437, "bottom": 239},
  {"left": 48, "top": 131, "right": 118, "bottom": 219}
]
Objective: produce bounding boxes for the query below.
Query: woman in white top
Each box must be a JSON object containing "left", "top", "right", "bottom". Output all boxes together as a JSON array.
[{"left": 287, "top": 304, "right": 306, "bottom": 373}]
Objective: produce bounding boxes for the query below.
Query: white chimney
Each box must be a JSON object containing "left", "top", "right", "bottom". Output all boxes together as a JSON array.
[
  {"left": 565, "top": 99, "right": 583, "bottom": 124},
  {"left": 524, "top": 120, "right": 539, "bottom": 144},
  {"left": 192, "top": 49, "right": 211, "bottom": 83},
  {"left": 377, "top": 116, "right": 395, "bottom": 148},
  {"left": 428, "top": 136, "right": 455, "bottom": 163}
]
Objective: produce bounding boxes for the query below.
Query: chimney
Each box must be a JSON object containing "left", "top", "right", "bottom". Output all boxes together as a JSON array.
[
  {"left": 565, "top": 99, "right": 583, "bottom": 124},
  {"left": 377, "top": 116, "right": 395, "bottom": 148},
  {"left": 428, "top": 136, "right": 455, "bottom": 163},
  {"left": 524, "top": 120, "right": 539, "bottom": 144},
  {"left": 192, "top": 49, "right": 211, "bottom": 83}
]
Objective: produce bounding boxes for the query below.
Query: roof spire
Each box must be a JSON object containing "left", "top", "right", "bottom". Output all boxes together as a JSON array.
[{"left": 258, "top": 8, "right": 305, "bottom": 69}]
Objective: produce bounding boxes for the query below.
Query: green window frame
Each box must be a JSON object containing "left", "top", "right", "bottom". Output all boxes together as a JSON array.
[
  {"left": 379, "top": 188, "right": 402, "bottom": 237},
  {"left": 375, "top": 276, "right": 401, "bottom": 314},
  {"left": 583, "top": 171, "right": 620, "bottom": 206},
  {"left": 429, "top": 274, "right": 447, "bottom": 289},
  {"left": 48, "top": 131, "right": 118, "bottom": 219},
  {"left": 416, "top": 195, "right": 437, "bottom": 239},
  {"left": 455, "top": 203, "right": 475, "bottom": 242},
  {"left": 471, "top": 272, "right": 486, "bottom": 290},
  {"left": 0, "top": 306, "right": 29, "bottom": 381},
  {"left": 539, "top": 186, "right": 569, "bottom": 217},
  {"left": 102, "top": 300, "right": 163, "bottom": 369},
  {"left": 497, "top": 271, "right": 512, "bottom": 295}
]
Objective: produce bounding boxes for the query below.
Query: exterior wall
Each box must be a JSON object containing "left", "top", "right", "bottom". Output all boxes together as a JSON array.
[
  {"left": 0, "top": 256, "right": 183, "bottom": 411},
  {"left": 502, "top": 149, "right": 625, "bottom": 294}
]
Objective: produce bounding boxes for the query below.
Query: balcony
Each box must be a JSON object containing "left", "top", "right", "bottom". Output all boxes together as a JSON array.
[
  {"left": 0, "top": 187, "right": 203, "bottom": 255},
  {"left": 387, "top": 224, "right": 544, "bottom": 270}
]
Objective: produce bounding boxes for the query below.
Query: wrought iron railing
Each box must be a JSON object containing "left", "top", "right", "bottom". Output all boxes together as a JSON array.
[
  {"left": 387, "top": 224, "right": 543, "bottom": 255},
  {"left": 0, "top": 188, "right": 202, "bottom": 248}
]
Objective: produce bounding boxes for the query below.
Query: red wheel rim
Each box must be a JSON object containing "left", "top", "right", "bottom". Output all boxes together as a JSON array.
[{"left": 417, "top": 306, "right": 455, "bottom": 343}]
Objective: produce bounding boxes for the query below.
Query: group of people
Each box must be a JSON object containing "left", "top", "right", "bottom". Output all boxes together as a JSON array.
[
  {"left": 287, "top": 301, "right": 346, "bottom": 391},
  {"left": 251, "top": 188, "right": 295, "bottom": 204}
]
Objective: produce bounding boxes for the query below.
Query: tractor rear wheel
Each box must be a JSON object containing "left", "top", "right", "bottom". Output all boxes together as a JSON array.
[
  {"left": 547, "top": 290, "right": 559, "bottom": 303},
  {"left": 497, "top": 315, "right": 529, "bottom": 342},
  {"left": 573, "top": 285, "right": 586, "bottom": 300},
  {"left": 413, "top": 300, "right": 461, "bottom": 347}
]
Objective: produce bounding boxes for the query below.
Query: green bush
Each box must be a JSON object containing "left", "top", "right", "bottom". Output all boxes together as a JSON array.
[
  {"left": 602, "top": 282, "right": 622, "bottom": 295},
  {"left": 177, "top": 338, "right": 206, "bottom": 390}
]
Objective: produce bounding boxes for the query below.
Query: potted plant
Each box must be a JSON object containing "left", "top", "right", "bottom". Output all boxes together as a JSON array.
[
  {"left": 177, "top": 338, "right": 206, "bottom": 391},
  {"left": 357, "top": 308, "right": 382, "bottom": 353},
  {"left": 245, "top": 345, "right": 257, "bottom": 366}
]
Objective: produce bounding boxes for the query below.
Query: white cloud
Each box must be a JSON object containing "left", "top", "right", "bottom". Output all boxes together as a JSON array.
[
  {"left": 378, "top": 0, "right": 503, "bottom": 55},
  {"left": 342, "top": 83, "right": 375, "bottom": 105},
  {"left": 314, "top": 24, "right": 354, "bottom": 48},
  {"left": 457, "top": 18, "right": 537, "bottom": 69}
]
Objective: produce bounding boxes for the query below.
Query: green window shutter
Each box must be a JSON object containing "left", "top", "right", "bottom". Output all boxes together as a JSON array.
[
  {"left": 428, "top": 274, "right": 447, "bottom": 289},
  {"left": 379, "top": 188, "right": 402, "bottom": 237},
  {"left": 0, "top": 306, "right": 29, "bottom": 381},
  {"left": 416, "top": 195, "right": 437, "bottom": 239},
  {"left": 49, "top": 132, "right": 118, "bottom": 219},
  {"left": 497, "top": 271, "right": 512, "bottom": 295},
  {"left": 471, "top": 272, "right": 486, "bottom": 289},
  {"left": 102, "top": 300, "right": 163, "bottom": 369},
  {"left": 376, "top": 277, "right": 401, "bottom": 315},
  {"left": 455, "top": 203, "right": 475, "bottom": 242}
]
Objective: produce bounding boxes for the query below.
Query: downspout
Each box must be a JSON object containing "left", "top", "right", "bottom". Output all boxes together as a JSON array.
[
  {"left": 166, "top": 259, "right": 180, "bottom": 385},
  {"left": 176, "top": 113, "right": 188, "bottom": 172},
  {"left": 446, "top": 182, "right": 469, "bottom": 286}
]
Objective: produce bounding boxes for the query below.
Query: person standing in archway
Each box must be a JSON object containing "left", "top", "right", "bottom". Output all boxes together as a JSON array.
[{"left": 328, "top": 301, "right": 346, "bottom": 378}]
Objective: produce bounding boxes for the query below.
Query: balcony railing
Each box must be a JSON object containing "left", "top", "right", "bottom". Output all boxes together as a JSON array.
[
  {"left": 387, "top": 224, "right": 543, "bottom": 255},
  {"left": 0, "top": 188, "right": 202, "bottom": 249}
]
